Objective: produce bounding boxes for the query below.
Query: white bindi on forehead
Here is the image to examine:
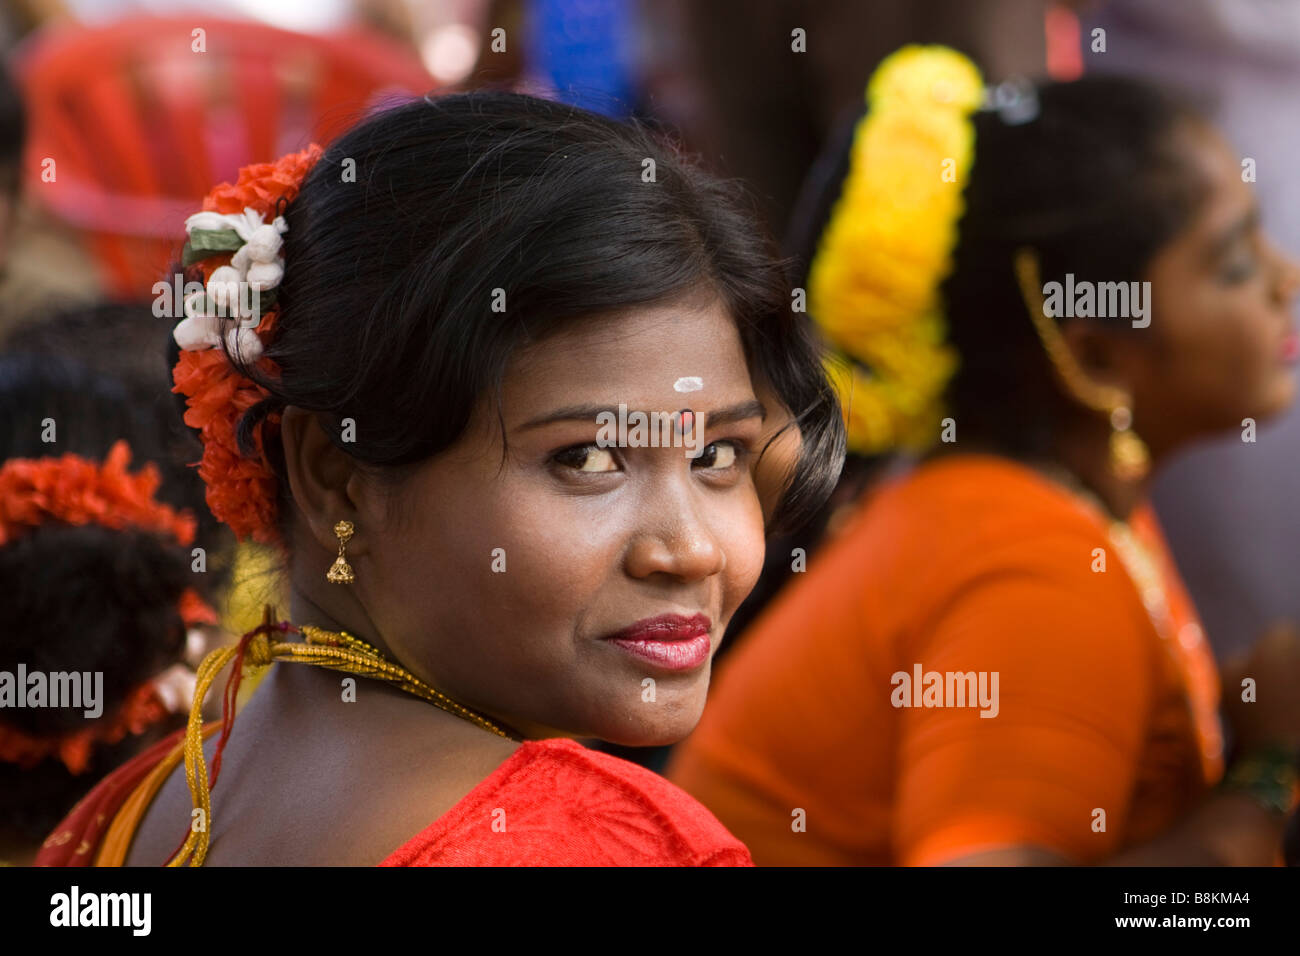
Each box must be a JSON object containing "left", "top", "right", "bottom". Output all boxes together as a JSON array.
[{"left": 673, "top": 377, "right": 703, "bottom": 393}]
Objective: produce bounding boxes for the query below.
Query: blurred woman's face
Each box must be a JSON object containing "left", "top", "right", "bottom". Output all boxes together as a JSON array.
[
  {"left": 354, "top": 291, "right": 769, "bottom": 746},
  {"left": 1128, "top": 122, "right": 1300, "bottom": 448}
]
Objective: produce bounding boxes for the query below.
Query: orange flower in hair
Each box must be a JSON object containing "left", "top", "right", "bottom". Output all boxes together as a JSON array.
[
  {"left": 0, "top": 683, "right": 170, "bottom": 776},
  {"left": 205, "top": 146, "right": 324, "bottom": 216},
  {"left": 0, "top": 440, "right": 195, "bottom": 547},
  {"left": 171, "top": 144, "right": 324, "bottom": 546},
  {"left": 0, "top": 441, "right": 219, "bottom": 773}
]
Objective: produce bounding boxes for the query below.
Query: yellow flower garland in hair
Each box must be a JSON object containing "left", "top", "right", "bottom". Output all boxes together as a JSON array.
[{"left": 808, "top": 45, "right": 984, "bottom": 453}]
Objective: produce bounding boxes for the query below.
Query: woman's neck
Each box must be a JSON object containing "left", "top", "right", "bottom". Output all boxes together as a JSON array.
[
  {"left": 288, "top": 587, "right": 349, "bottom": 635},
  {"left": 1044, "top": 421, "right": 1153, "bottom": 521},
  {"left": 282, "top": 581, "right": 535, "bottom": 741},
  {"left": 287, "top": 581, "right": 399, "bottom": 661}
]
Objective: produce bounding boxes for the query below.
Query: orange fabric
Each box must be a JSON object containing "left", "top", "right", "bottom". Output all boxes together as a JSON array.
[
  {"left": 95, "top": 723, "right": 221, "bottom": 866},
  {"left": 34, "top": 723, "right": 214, "bottom": 866},
  {"left": 667, "top": 455, "right": 1225, "bottom": 865}
]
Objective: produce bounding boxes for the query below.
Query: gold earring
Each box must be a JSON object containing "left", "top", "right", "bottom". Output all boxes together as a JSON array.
[
  {"left": 1013, "top": 248, "right": 1151, "bottom": 482},
  {"left": 1107, "top": 404, "right": 1150, "bottom": 481},
  {"left": 327, "top": 520, "right": 355, "bottom": 584}
]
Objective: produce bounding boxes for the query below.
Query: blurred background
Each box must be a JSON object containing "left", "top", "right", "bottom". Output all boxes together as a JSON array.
[
  {"left": 0, "top": 0, "right": 1297, "bottom": 746},
  {"left": 0, "top": 0, "right": 1071, "bottom": 326}
]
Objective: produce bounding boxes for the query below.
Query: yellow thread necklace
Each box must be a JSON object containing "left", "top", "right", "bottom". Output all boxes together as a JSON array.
[{"left": 167, "top": 606, "right": 521, "bottom": 867}]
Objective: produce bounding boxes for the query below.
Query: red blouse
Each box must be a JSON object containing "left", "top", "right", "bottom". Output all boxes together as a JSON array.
[
  {"left": 36, "top": 730, "right": 752, "bottom": 867},
  {"left": 381, "top": 738, "right": 752, "bottom": 866}
]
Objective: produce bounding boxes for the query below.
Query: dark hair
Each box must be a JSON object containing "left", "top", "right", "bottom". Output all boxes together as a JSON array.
[
  {"left": 940, "top": 75, "right": 1208, "bottom": 456},
  {"left": 208, "top": 91, "right": 843, "bottom": 541},
  {"left": 0, "top": 60, "right": 23, "bottom": 190},
  {"left": 4, "top": 302, "right": 234, "bottom": 586},
  {"left": 791, "top": 75, "right": 1207, "bottom": 462},
  {"left": 0, "top": 353, "right": 194, "bottom": 843}
]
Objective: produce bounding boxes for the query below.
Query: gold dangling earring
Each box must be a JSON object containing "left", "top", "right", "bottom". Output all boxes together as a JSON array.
[
  {"left": 327, "top": 520, "right": 355, "bottom": 584},
  {"left": 1107, "top": 403, "right": 1150, "bottom": 482},
  {"left": 1014, "top": 247, "right": 1151, "bottom": 482}
]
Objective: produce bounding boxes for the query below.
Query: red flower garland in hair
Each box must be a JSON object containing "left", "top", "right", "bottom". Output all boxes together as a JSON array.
[
  {"left": 0, "top": 439, "right": 195, "bottom": 546},
  {"left": 0, "top": 440, "right": 219, "bottom": 774},
  {"left": 0, "top": 683, "right": 170, "bottom": 776},
  {"left": 171, "top": 144, "right": 324, "bottom": 546}
]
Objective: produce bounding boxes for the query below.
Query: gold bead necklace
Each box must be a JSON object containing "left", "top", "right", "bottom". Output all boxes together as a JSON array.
[
  {"left": 167, "top": 608, "right": 521, "bottom": 867},
  {"left": 293, "top": 624, "right": 521, "bottom": 739}
]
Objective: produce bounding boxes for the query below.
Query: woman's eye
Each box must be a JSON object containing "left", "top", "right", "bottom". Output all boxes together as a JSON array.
[
  {"left": 694, "top": 441, "right": 739, "bottom": 470},
  {"left": 1220, "top": 241, "right": 1261, "bottom": 283},
  {"left": 1220, "top": 254, "right": 1259, "bottom": 283},
  {"left": 554, "top": 445, "right": 618, "bottom": 473}
]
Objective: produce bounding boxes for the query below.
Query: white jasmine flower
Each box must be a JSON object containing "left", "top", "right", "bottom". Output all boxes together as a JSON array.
[
  {"left": 207, "top": 265, "right": 244, "bottom": 315},
  {"left": 230, "top": 243, "right": 253, "bottom": 272},
  {"left": 244, "top": 223, "right": 284, "bottom": 262},
  {"left": 184, "top": 207, "right": 280, "bottom": 242},
  {"left": 225, "top": 325, "right": 264, "bottom": 361},
  {"left": 177, "top": 204, "right": 289, "bottom": 355},
  {"left": 183, "top": 210, "right": 245, "bottom": 235},
  {"left": 173, "top": 313, "right": 226, "bottom": 351},
  {"left": 182, "top": 289, "right": 213, "bottom": 320},
  {"left": 246, "top": 260, "right": 284, "bottom": 291}
]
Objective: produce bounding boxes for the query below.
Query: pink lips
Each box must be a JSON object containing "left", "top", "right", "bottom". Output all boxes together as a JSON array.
[
  {"left": 1283, "top": 331, "right": 1300, "bottom": 363},
  {"left": 603, "top": 613, "right": 713, "bottom": 672}
]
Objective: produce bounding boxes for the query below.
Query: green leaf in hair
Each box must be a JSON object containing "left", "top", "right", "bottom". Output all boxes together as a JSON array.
[{"left": 182, "top": 229, "right": 244, "bottom": 266}]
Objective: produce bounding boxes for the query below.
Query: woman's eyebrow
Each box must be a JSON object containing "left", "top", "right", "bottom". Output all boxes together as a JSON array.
[
  {"left": 516, "top": 398, "right": 767, "bottom": 432},
  {"left": 703, "top": 398, "right": 768, "bottom": 427}
]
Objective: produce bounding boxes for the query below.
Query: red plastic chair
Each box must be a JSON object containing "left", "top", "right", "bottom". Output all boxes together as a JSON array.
[{"left": 14, "top": 16, "right": 436, "bottom": 298}]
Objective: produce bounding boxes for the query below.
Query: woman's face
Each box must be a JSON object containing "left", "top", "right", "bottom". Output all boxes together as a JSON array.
[
  {"left": 1126, "top": 122, "right": 1300, "bottom": 449},
  {"left": 356, "top": 292, "right": 769, "bottom": 746}
]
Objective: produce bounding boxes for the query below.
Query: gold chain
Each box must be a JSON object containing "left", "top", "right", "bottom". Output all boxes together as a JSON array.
[
  {"left": 1013, "top": 247, "right": 1131, "bottom": 413},
  {"left": 1013, "top": 248, "right": 1151, "bottom": 481},
  {"left": 1034, "top": 463, "right": 1171, "bottom": 633},
  {"left": 1098, "top": 518, "right": 1174, "bottom": 640},
  {"left": 294, "top": 624, "right": 520, "bottom": 741},
  {"left": 1047, "top": 471, "right": 1225, "bottom": 772}
]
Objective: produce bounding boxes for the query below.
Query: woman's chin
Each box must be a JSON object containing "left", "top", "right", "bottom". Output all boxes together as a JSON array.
[
  {"left": 1271, "top": 369, "right": 1299, "bottom": 415},
  {"left": 588, "top": 702, "right": 707, "bottom": 749},
  {"left": 1245, "top": 371, "right": 1299, "bottom": 425}
]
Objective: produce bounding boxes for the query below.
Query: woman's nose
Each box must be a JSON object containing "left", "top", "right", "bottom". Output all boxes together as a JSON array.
[{"left": 624, "top": 516, "right": 726, "bottom": 582}]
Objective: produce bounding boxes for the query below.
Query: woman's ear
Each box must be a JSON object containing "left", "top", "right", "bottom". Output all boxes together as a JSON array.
[
  {"left": 1060, "top": 320, "right": 1140, "bottom": 393},
  {"left": 278, "top": 406, "right": 369, "bottom": 556}
]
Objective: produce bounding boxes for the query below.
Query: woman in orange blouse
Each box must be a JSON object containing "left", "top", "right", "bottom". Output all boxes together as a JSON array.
[{"left": 668, "top": 61, "right": 1300, "bottom": 865}]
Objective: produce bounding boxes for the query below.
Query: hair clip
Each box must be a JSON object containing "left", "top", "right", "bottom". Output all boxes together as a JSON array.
[{"left": 982, "top": 76, "right": 1039, "bottom": 125}]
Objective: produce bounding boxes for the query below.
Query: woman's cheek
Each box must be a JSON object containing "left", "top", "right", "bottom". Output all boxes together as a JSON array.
[
  {"left": 721, "top": 492, "right": 768, "bottom": 616},
  {"left": 489, "top": 491, "right": 621, "bottom": 609},
  {"left": 1224, "top": 303, "right": 1286, "bottom": 412}
]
